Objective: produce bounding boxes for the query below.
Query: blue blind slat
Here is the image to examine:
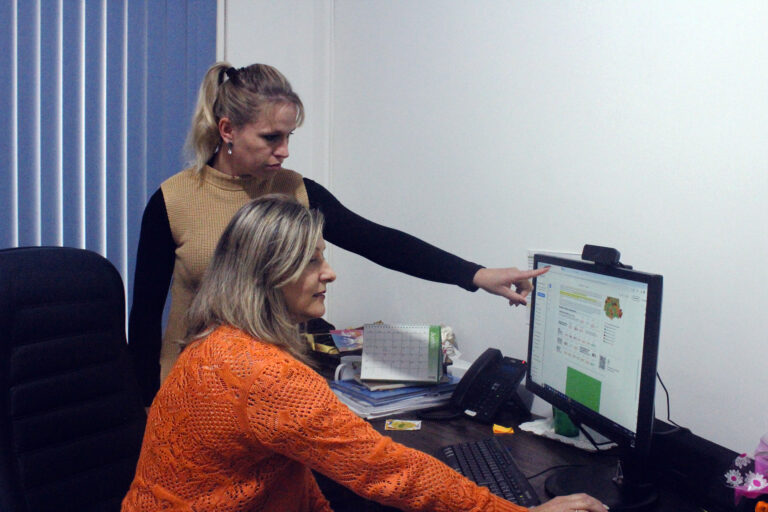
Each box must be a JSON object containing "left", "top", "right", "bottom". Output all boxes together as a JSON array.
[
  {"left": 146, "top": 1, "right": 168, "bottom": 192},
  {"left": 2, "top": 0, "right": 216, "bottom": 310},
  {"left": 61, "top": 2, "right": 84, "bottom": 248},
  {"left": 84, "top": 0, "right": 105, "bottom": 254},
  {"left": 164, "top": 1, "right": 190, "bottom": 186},
  {"left": 16, "top": 2, "right": 41, "bottom": 246},
  {"left": 61, "top": 2, "right": 85, "bottom": 247},
  {"left": 189, "top": 0, "right": 217, "bottom": 108},
  {"left": 126, "top": 0, "right": 148, "bottom": 300},
  {"left": 106, "top": 0, "right": 127, "bottom": 276},
  {"left": 40, "top": 1, "right": 63, "bottom": 246},
  {"left": 0, "top": 1, "right": 17, "bottom": 247}
]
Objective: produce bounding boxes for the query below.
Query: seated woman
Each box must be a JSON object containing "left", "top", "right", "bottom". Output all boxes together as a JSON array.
[{"left": 122, "top": 195, "right": 606, "bottom": 512}]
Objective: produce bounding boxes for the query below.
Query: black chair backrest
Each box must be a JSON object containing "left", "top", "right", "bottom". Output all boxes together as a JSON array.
[{"left": 0, "top": 247, "right": 146, "bottom": 512}]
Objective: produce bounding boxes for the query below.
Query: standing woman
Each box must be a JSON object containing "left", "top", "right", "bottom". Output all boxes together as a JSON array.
[
  {"left": 122, "top": 195, "right": 606, "bottom": 512},
  {"left": 128, "top": 62, "right": 544, "bottom": 405}
]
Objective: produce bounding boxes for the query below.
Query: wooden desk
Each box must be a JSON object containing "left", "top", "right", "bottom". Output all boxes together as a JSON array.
[{"left": 368, "top": 416, "right": 703, "bottom": 512}]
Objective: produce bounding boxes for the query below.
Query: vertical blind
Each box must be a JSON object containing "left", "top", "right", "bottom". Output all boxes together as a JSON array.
[{"left": 0, "top": 0, "right": 216, "bottom": 306}]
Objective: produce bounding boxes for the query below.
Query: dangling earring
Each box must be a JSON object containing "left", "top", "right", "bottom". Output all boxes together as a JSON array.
[{"left": 227, "top": 142, "right": 233, "bottom": 155}]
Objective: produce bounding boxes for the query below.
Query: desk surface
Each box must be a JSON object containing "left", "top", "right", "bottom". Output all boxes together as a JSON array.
[{"left": 369, "top": 416, "right": 704, "bottom": 512}]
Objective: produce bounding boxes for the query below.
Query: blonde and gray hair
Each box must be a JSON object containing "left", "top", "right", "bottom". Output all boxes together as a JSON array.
[
  {"left": 185, "top": 195, "right": 323, "bottom": 362},
  {"left": 185, "top": 62, "right": 305, "bottom": 173}
]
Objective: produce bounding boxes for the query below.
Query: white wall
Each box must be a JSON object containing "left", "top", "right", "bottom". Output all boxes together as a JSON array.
[{"left": 221, "top": 0, "right": 768, "bottom": 454}]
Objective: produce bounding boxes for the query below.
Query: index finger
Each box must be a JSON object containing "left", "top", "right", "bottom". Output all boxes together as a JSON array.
[{"left": 519, "top": 266, "right": 550, "bottom": 280}]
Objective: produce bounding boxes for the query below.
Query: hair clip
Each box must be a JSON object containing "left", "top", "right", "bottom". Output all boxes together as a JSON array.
[{"left": 217, "top": 67, "right": 228, "bottom": 85}]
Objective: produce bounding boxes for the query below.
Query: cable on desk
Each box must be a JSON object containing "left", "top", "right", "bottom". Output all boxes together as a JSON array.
[
  {"left": 569, "top": 419, "right": 615, "bottom": 452},
  {"left": 525, "top": 464, "right": 587, "bottom": 481},
  {"left": 656, "top": 372, "right": 691, "bottom": 435},
  {"left": 576, "top": 423, "right": 614, "bottom": 452}
]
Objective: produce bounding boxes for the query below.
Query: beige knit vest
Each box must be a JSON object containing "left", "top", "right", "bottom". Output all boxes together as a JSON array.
[{"left": 159, "top": 165, "right": 309, "bottom": 381}]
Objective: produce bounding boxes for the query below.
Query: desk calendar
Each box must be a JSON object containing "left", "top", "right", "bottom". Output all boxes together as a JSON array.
[{"left": 361, "top": 324, "right": 443, "bottom": 383}]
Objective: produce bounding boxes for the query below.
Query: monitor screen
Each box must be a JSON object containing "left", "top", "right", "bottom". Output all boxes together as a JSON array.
[{"left": 525, "top": 252, "right": 663, "bottom": 507}]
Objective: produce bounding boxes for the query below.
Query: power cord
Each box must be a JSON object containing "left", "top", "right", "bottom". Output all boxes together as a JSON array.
[
  {"left": 655, "top": 372, "right": 690, "bottom": 435},
  {"left": 525, "top": 464, "right": 586, "bottom": 480},
  {"left": 576, "top": 423, "right": 615, "bottom": 451}
]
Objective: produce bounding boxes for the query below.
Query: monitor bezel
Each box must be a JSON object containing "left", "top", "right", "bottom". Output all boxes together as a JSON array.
[{"left": 525, "top": 253, "right": 663, "bottom": 455}]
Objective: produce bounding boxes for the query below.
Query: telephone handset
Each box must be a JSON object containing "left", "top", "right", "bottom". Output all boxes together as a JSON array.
[{"left": 450, "top": 348, "right": 529, "bottom": 424}]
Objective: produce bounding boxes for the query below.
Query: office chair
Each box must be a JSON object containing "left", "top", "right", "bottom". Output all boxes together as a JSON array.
[{"left": 0, "top": 247, "right": 146, "bottom": 512}]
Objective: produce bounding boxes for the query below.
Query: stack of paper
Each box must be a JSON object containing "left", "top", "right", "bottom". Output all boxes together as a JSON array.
[{"left": 330, "top": 376, "right": 458, "bottom": 419}]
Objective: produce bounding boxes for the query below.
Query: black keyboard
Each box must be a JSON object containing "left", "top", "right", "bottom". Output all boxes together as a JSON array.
[{"left": 436, "top": 437, "right": 541, "bottom": 507}]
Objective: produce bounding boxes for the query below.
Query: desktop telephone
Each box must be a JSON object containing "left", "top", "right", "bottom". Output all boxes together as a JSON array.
[{"left": 449, "top": 348, "right": 530, "bottom": 423}]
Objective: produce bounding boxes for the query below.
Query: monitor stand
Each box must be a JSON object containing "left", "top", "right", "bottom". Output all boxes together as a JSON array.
[{"left": 545, "top": 459, "right": 657, "bottom": 511}]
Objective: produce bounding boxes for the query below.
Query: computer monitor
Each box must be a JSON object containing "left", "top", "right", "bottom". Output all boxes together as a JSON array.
[{"left": 525, "top": 252, "right": 663, "bottom": 510}]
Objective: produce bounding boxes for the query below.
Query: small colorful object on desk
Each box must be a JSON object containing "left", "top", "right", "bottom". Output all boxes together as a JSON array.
[
  {"left": 385, "top": 419, "right": 421, "bottom": 431},
  {"left": 492, "top": 424, "right": 515, "bottom": 435},
  {"left": 330, "top": 329, "right": 364, "bottom": 352},
  {"left": 725, "top": 450, "right": 768, "bottom": 505}
]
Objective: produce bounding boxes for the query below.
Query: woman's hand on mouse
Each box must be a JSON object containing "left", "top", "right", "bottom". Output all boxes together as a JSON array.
[{"left": 528, "top": 493, "right": 609, "bottom": 512}]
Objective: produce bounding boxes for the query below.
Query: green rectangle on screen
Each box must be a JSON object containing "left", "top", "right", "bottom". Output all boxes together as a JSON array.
[{"left": 565, "top": 367, "right": 602, "bottom": 412}]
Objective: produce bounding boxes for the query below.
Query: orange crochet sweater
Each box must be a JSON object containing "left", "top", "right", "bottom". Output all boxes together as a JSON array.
[{"left": 122, "top": 326, "right": 526, "bottom": 511}]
